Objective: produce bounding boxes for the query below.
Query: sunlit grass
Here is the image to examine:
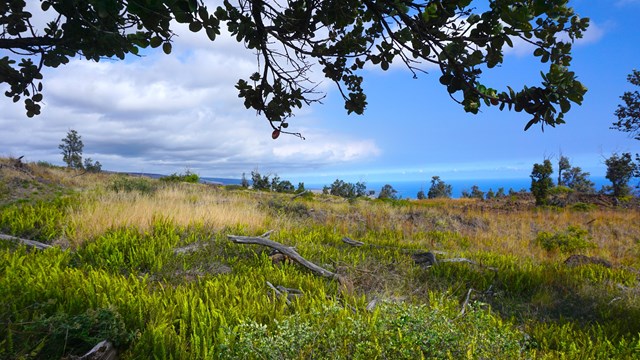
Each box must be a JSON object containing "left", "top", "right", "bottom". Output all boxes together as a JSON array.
[
  {"left": 66, "top": 185, "right": 270, "bottom": 246},
  {"left": 1, "top": 160, "right": 639, "bottom": 359}
]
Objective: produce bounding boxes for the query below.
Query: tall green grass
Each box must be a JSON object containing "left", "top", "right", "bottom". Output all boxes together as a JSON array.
[{"left": 1, "top": 168, "right": 639, "bottom": 359}]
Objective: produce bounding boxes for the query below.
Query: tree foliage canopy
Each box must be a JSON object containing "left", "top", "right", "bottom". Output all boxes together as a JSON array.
[
  {"left": 530, "top": 159, "right": 553, "bottom": 205},
  {"left": 611, "top": 70, "right": 640, "bottom": 141},
  {"left": 427, "top": 176, "right": 452, "bottom": 199},
  {"left": 2, "top": 0, "right": 588, "bottom": 135},
  {"left": 58, "top": 129, "right": 83, "bottom": 169},
  {"left": 604, "top": 153, "right": 637, "bottom": 198}
]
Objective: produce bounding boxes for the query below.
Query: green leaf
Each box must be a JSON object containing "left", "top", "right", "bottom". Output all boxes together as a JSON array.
[
  {"left": 150, "top": 37, "right": 162, "bottom": 48},
  {"left": 206, "top": 28, "right": 217, "bottom": 41},
  {"left": 162, "top": 42, "right": 172, "bottom": 54},
  {"left": 189, "top": 22, "right": 202, "bottom": 32},
  {"left": 524, "top": 118, "right": 537, "bottom": 131}
]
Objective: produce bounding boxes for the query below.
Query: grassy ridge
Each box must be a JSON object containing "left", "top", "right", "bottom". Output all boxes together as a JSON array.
[{"left": 1, "top": 161, "right": 639, "bottom": 358}]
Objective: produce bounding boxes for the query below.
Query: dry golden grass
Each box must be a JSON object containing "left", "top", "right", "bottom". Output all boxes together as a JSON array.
[{"left": 66, "top": 185, "right": 271, "bottom": 245}]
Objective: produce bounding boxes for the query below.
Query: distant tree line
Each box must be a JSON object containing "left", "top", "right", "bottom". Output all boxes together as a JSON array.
[{"left": 245, "top": 171, "right": 305, "bottom": 194}]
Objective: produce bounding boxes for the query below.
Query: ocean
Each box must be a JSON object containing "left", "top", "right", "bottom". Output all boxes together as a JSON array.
[
  {"left": 201, "top": 176, "right": 612, "bottom": 199},
  {"left": 305, "top": 176, "right": 611, "bottom": 199}
]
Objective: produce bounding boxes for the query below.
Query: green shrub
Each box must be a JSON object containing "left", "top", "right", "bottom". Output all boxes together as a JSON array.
[
  {"left": 571, "top": 202, "right": 596, "bottom": 212},
  {"left": 3, "top": 307, "right": 133, "bottom": 359},
  {"left": 35, "top": 160, "right": 57, "bottom": 168},
  {"left": 536, "top": 225, "right": 595, "bottom": 253},
  {"left": 108, "top": 176, "right": 157, "bottom": 194},
  {"left": 549, "top": 186, "right": 574, "bottom": 195},
  {"left": 220, "top": 303, "right": 526, "bottom": 359},
  {"left": 159, "top": 172, "right": 199, "bottom": 183}
]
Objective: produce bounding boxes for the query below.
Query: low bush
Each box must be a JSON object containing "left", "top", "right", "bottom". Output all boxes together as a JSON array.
[
  {"left": 159, "top": 172, "right": 199, "bottom": 184},
  {"left": 108, "top": 176, "right": 157, "bottom": 194},
  {"left": 536, "top": 225, "right": 595, "bottom": 253}
]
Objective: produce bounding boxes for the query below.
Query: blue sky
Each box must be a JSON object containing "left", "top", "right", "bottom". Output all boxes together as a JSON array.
[{"left": 1, "top": 0, "right": 639, "bottom": 186}]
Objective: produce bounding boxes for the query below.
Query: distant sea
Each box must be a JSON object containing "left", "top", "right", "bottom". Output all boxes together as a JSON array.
[
  {"left": 305, "top": 176, "right": 611, "bottom": 199},
  {"left": 201, "top": 176, "right": 612, "bottom": 199}
]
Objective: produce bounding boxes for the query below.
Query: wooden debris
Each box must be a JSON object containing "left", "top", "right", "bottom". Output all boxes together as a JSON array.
[
  {"left": 265, "top": 281, "right": 304, "bottom": 304},
  {"left": 564, "top": 254, "right": 612, "bottom": 268},
  {"left": 342, "top": 237, "right": 364, "bottom": 247},
  {"left": 458, "top": 288, "right": 474, "bottom": 317},
  {"left": 440, "top": 257, "right": 498, "bottom": 271},
  {"left": 228, "top": 231, "right": 351, "bottom": 290},
  {"left": 0, "top": 233, "right": 52, "bottom": 250},
  {"left": 366, "top": 297, "right": 379, "bottom": 312},
  {"left": 412, "top": 251, "right": 437, "bottom": 267},
  {"left": 75, "top": 340, "right": 118, "bottom": 360},
  {"left": 290, "top": 190, "right": 311, "bottom": 200}
]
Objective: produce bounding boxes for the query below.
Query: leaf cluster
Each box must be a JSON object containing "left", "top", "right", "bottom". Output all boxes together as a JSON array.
[{"left": 1, "top": 0, "right": 590, "bottom": 134}]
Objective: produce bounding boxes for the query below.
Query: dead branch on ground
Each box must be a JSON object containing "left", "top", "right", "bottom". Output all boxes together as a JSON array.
[
  {"left": 0, "top": 233, "right": 52, "bottom": 250},
  {"left": 228, "top": 231, "right": 352, "bottom": 292}
]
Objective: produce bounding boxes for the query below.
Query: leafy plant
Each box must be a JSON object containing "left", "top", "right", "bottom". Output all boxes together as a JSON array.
[
  {"left": 531, "top": 159, "right": 554, "bottom": 205},
  {"left": 108, "top": 176, "right": 157, "bottom": 194},
  {"left": 159, "top": 171, "right": 200, "bottom": 184},
  {"left": 536, "top": 225, "right": 595, "bottom": 253}
]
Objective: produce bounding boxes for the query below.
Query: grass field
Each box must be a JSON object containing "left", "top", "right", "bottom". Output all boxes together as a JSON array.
[{"left": 1, "top": 158, "right": 639, "bottom": 359}]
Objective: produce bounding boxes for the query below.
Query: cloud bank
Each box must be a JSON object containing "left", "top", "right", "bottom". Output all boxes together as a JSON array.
[{"left": 0, "top": 24, "right": 380, "bottom": 178}]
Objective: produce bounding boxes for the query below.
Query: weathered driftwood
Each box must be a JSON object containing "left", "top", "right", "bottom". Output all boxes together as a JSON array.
[
  {"left": 412, "top": 251, "right": 498, "bottom": 271},
  {"left": 76, "top": 340, "right": 118, "bottom": 360},
  {"left": 563, "top": 254, "right": 612, "bottom": 268},
  {"left": 0, "top": 233, "right": 52, "bottom": 250},
  {"left": 265, "top": 281, "right": 303, "bottom": 305},
  {"left": 228, "top": 231, "right": 339, "bottom": 280},
  {"left": 342, "top": 236, "right": 364, "bottom": 247},
  {"left": 290, "top": 190, "right": 311, "bottom": 200},
  {"left": 458, "top": 288, "right": 474, "bottom": 317},
  {"left": 228, "top": 231, "right": 352, "bottom": 292},
  {"left": 440, "top": 257, "right": 498, "bottom": 271}
]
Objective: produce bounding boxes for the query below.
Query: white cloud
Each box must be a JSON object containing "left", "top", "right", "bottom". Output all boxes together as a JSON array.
[{"left": 0, "top": 24, "right": 381, "bottom": 178}]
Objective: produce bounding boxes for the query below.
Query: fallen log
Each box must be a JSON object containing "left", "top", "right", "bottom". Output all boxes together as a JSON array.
[
  {"left": 0, "top": 233, "right": 52, "bottom": 250},
  {"left": 76, "top": 340, "right": 118, "bottom": 360},
  {"left": 342, "top": 237, "right": 364, "bottom": 247},
  {"left": 228, "top": 231, "right": 352, "bottom": 292}
]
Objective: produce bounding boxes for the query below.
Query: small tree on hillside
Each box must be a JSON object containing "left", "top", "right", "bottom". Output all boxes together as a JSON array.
[
  {"left": 241, "top": 173, "right": 249, "bottom": 188},
  {"left": 558, "top": 155, "right": 571, "bottom": 186},
  {"left": 531, "top": 159, "right": 554, "bottom": 205},
  {"left": 486, "top": 188, "right": 495, "bottom": 199},
  {"left": 462, "top": 185, "right": 484, "bottom": 199},
  {"left": 427, "top": 176, "right": 452, "bottom": 199},
  {"left": 562, "top": 166, "right": 594, "bottom": 193},
  {"left": 605, "top": 153, "right": 637, "bottom": 197},
  {"left": 83, "top": 158, "right": 102, "bottom": 173},
  {"left": 378, "top": 184, "right": 398, "bottom": 200},
  {"left": 59, "top": 129, "right": 84, "bottom": 169},
  {"left": 251, "top": 170, "right": 270, "bottom": 190},
  {"left": 416, "top": 189, "right": 426, "bottom": 200},
  {"left": 611, "top": 70, "right": 640, "bottom": 141}
]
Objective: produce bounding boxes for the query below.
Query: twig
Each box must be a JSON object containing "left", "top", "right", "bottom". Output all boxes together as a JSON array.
[
  {"left": 459, "top": 288, "right": 474, "bottom": 316},
  {"left": 342, "top": 237, "right": 364, "bottom": 247},
  {"left": 266, "top": 281, "right": 291, "bottom": 305},
  {"left": 0, "top": 233, "right": 52, "bottom": 250},
  {"left": 290, "top": 190, "right": 311, "bottom": 200},
  {"left": 440, "top": 257, "right": 498, "bottom": 271},
  {"left": 227, "top": 231, "right": 342, "bottom": 282}
]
